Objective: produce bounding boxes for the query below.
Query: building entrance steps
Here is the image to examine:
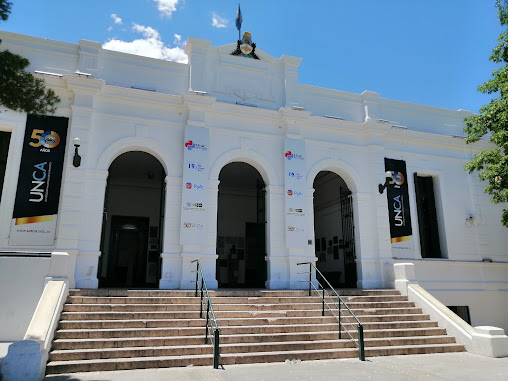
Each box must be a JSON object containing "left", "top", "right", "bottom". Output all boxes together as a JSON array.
[{"left": 45, "top": 289, "right": 464, "bottom": 375}]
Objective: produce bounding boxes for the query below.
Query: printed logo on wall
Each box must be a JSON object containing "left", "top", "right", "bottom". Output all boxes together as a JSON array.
[
  {"left": 180, "top": 126, "right": 209, "bottom": 245},
  {"left": 384, "top": 158, "right": 413, "bottom": 255},
  {"left": 9, "top": 115, "right": 69, "bottom": 246},
  {"left": 285, "top": 138, "right": 307, "bottom": 248},
  {"left": 185, "top": 140, "right": 207, "bottom": 151},
  {"left": 285, "top": 151, "right": 304, "bottom": 160}
]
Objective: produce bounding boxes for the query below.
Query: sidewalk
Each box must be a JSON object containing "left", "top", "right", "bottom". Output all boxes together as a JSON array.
[{"left": 44, "top": 352, "right": 508, "bottom": 381}]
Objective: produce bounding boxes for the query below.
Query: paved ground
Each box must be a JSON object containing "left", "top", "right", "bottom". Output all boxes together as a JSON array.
[{"left": 43, "top": 352, "right": 508, "bottom": 381}]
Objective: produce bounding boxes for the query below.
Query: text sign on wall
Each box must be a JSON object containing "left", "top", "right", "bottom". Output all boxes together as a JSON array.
[
  {"left": 384, "top": 158, "right": 413, "bottom": 256},
  {"left": 285, "top": 138, "right": 307, "bottom": 248},
  {"left": 9, "top": 115, "right": 69, "bottom": 246},
  {"left": 180, "top": 125, "right": 209, "bottom": 245}
]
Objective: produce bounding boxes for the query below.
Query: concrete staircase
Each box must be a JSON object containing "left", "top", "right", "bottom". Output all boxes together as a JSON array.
[{"left": 46, "top": 289, "right": 464, "bottom": 374}]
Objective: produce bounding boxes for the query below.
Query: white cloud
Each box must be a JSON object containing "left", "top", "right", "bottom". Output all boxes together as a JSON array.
[
  {"left": 103, "top": 24, "right": 187, "bottom": 63},
  {"left": 107, "top": 26, "right": 113, "bottom": 32},
  {"left": 211, "top": 12, "right": 228, "bottom": 28},
  {"left": 111, "top": 13, "right": 123, "bottom": 25},
  {"left": 154, "top": 0, "right": 179, "bottom": 17},
  {"left": 133, "top": 23, "right": 160, "bottom": 40}
]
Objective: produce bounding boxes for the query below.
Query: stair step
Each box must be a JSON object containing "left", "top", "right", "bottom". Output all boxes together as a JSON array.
[
  {"left": 49, "top": 334, "right": 459, "bottom": 362},
  {"left": 58, "top": 314, "right": 431, "bottom": 330},
  {"left": 66, "top": 295, "right": 409, "bottom": 305},
  {"left": 68, "top": 289, "right": 401, "bottom": 298},
  {"left": 46, "top": 343, "right": 464, "bottom": 374},
  {"left": 47, "top": 289, "right": 463, "bottom": 375},
  {"left": 59, "top": 307, "right": 425, "bottom": 321},
  {"left": 63, "top": 301, "right": 416, "bottom": 312},
  {"left": 55, "top": 320, "right": 438, "bottom": 339}
]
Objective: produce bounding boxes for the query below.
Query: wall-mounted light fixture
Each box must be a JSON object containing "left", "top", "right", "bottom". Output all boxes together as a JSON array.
[
  {"left": 73, "top": 138, "right": 81, "bottom": 168},
  {"left": 74, "top": 70, "right": 92, "bottom": 78},
  {"left": 189, "top": 90, "right": 207, "bottom": 95},
  {"left": 378, "top": 171, "right": 393, "bottom": 194}
]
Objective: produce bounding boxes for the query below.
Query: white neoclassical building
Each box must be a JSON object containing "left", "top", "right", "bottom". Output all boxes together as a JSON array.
[{"left": 0, "top": 30, "right": 507, "bottom": 336}]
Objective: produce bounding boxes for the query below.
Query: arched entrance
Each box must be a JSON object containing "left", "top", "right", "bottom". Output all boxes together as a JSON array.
[
  {"left": 313, "top": 171, "right": 357, "bottom": 288},
  {"left": 216, "top": 162, "right": 266, "bottom": 288},
  {"left": 98, "top": 151, "right": 166, "bottom": 288}
]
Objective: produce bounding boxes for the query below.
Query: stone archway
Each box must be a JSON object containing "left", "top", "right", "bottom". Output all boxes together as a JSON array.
[
  {"left": 98, "top": 151, "right": 166, "bottom": 288},
  {"left": 216, "top": 162, "right": 267, "bottom": 288}
]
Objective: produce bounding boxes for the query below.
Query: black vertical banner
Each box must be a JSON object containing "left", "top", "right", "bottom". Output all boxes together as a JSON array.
[
  {"left": 10, "top": 115, "right": 68, "bottom": 246},
  {"left": 384, "top": 158, "right": 412, "bottom": 244}
]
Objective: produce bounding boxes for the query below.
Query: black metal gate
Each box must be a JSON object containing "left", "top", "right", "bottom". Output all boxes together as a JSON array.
[{"left": 340, "top": 187, "right": 357, "bottom": 288}]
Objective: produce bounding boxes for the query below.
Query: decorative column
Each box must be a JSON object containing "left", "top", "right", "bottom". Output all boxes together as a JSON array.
[
  {"left": 265, "top": 185, "right": 289, "bottom": 289},
  {"left": 61, "top": 76, "right": 105, "bottom": 289},
  {"left": 160, "top": 176, "right": 183, "bottom": 289},
  {"left": 281, "top": 55, "right": 303, "bottom": 108},
  {"left": 73, "top": 169, "right": 107, "bottom": 289},
  {"left": 352, "top": 191, "right": 384, "bottom": 289},
  {"left": 361, "top": 90, "right": 380, "bottom": 122},
  {"left": 178, "top": 93, "right": 217, "bottom": 289}
]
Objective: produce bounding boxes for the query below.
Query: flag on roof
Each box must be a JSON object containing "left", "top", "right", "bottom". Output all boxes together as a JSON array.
[{"left": 236, "top": 4, "right": 243, "bottom": 31}]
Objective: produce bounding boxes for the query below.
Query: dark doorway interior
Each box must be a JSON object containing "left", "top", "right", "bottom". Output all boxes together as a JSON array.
[
  {"left": 0, "top": 131, "right": 11, "bottom": 204},
  {"left": 216, "top": 162, "right": 266, "bottom": 288},
  {"left": 313, "top": 171, "right": 357, "bottom": 288},
  {"left": 104, "top": 216, "right": 149, "bottom": 287},
  {"left": 98, "top": 151, "right": 166, "bottom": 288},
  {"left": 414, "top": 174, "right": 442, "bottom": 259}
]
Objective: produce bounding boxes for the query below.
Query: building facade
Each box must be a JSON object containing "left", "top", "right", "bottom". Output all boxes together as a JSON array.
[{"left": 1, "top": 31, "right": 507, "bottom": 332}]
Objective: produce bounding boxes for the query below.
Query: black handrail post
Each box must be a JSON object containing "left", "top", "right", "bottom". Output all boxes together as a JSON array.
[
  {"left": 322, "top": 288, "right": 325, "bottom": 317},
  {"left": 205, "top": 301, "right": 210, "bottom": 344},
  {"left": 200, "top": 278, "right": 205, "bottom": 317},
  {"left": 358, "top": 324, "right": 365, "bottom": 361},
  {"left": 213, "top": 329, "right": 220, "bottom": 369},
  {"left": 308, "top": 263, "right": 312, "bottom": 296},
  {"left": 194, "top": 260, "right": 199, "bottom": 297},
  {"left": 339, "top": 300, "right": 342, "bottom": 339},
  {"left": 200, "top": 283, "right": 204, "bottom": 318}
]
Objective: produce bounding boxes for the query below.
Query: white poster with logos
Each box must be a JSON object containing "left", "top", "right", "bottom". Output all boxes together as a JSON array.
[
  {"left": 284, "top": 138, "right": 307, "bottom": 248},
  {"left": 180, "top": 125, "right": 209, "bottom": 245}
]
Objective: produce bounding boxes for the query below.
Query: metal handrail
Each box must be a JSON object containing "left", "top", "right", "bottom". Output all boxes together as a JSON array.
[
  {"left": 297, "top": 261, "right": 365, "bottom": 361},
  {"left": 191, "top": 259, "right": 220, "bottom": 368}
]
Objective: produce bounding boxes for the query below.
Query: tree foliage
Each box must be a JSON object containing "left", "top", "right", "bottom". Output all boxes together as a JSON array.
[
  {"left": 464, "top": 0, "right": 508, "bottom": 227},
  {"left": 0, "top": 0, "right": 11, "bottom": 20},
  {"left": 0, "top": 0, "right": 60, "bottom": 115}
]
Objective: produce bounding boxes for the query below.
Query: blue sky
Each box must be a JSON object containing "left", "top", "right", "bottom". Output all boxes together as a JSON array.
[{"left": 1, "top": 0, "right": 504, "bottom": 113}]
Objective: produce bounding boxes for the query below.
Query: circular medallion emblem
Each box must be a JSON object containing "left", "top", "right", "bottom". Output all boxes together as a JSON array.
[
  {"left": 40, "top": 131, "right": 60, "bottom": 148},
  {"left": 240, "top": 43, "right": 253, "bottom": 54}
]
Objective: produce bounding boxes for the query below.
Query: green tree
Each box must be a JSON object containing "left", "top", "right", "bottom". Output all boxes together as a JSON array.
[
  {"left": 0, "top": 0, "right": 60, "bottom": 114},
  {"left": 464, "top": 0, "right": 508, "bottom": 227}
]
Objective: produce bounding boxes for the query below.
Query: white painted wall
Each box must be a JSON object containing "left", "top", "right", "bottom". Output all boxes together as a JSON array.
[
  {"left": 0, "top": 257, "right": 50, "bottom": 341},
  {"left": 0, "top": 30, "right": 507, "bottom": 330}
]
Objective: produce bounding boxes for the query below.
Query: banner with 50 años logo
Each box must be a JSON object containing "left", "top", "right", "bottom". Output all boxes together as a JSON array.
[
  {"left": 285, "top": 138, "right": 307, "bottom": 248},
  {"left": 180, "top": 125, "right": 209, "bottom": 245},
  {"left": 9, "top": 115, "right": 69, "bottom": 246},
  {"left": 384, "top": 158, "right": 413, "bottom": 256}
]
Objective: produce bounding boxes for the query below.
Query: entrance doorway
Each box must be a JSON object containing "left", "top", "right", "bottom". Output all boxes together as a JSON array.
[
  {"left": 216, "top": 162, "right": 266, "bottom": 288},
  {"left": 414, "top": 174, "right": 442, "bottom": 259},
  {"left": 0, "top": 131, "right": 11, "bottom": 205},
  {"left": 106, "top": 216, "right": 149, "bottom": 287},
  {"left": 98, "top": 151, "right": 166, "bottom": 288},
  {"left": 313, "top": 171, "right": 357, "bottom": 288}
]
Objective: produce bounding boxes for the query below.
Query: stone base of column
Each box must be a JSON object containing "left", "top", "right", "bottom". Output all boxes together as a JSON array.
[{"left": 74, "top": 251, "right": 100, "bottom": 289}]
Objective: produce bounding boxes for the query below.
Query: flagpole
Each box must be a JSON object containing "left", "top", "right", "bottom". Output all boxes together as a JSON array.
[{"left": 237, "top": 4, "right": 242, "bottom": 42}]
